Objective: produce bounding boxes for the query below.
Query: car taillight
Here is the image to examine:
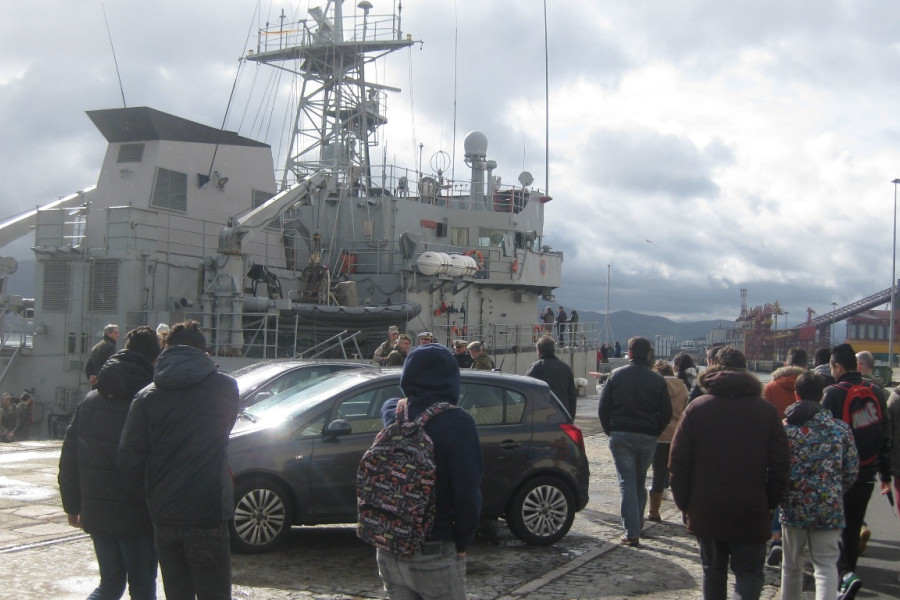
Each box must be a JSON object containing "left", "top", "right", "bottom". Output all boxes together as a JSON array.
[{"left": 560, "top": 423, "right": 584, "bottom": 449}]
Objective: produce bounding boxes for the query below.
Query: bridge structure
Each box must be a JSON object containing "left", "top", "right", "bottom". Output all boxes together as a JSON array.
[{"left": 736, "top": 284, "right": 898, "bottom": 362}]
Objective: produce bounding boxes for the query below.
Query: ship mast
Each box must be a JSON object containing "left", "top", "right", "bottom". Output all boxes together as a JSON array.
[{"left": 244, "top": 3, "right": 415, "bottom": 191}]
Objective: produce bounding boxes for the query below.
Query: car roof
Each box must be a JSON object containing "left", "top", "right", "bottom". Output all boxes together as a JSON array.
[
  {"left": 367, "top": 367, "right": 551, "bottom": 390},
  {"left": 229, "top": 359, "right": 369, "bottom": 377}
]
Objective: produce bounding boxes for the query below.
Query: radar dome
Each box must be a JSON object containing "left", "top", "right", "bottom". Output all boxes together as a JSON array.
[{"left": 464, "top": 131, "right": 488, "bottom": 157}]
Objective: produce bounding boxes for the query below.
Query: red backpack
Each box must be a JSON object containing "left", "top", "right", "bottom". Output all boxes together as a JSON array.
[{"left": 836, "top": 381, "right": 885, "bottom": 466}]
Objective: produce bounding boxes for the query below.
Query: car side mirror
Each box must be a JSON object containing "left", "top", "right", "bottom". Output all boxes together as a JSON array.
[{"left": 324, "top": 419, "right": 353, "bottom": 437}]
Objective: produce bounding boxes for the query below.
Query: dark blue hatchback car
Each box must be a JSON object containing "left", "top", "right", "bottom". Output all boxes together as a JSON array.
[{"left": 227, "top": 368, "right": 589, "bottom": 553}]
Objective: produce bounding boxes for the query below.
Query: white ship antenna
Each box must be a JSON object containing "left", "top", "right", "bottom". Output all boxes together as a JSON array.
[
  {"left": 450, "top": 0, "right": 459, "bottom": 183},
  {"left": 602, "top": 264, "right": 615, "bottom": 345},
  {"left": 543, "top": 0, "right": 550, "bottom": 197},
  {"left": 101, "top": 3, "right": 127, "bottom": 108}
]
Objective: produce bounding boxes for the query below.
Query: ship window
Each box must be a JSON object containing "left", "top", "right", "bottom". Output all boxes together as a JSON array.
[
  {"left": 451, "top": 227, "right": 469, "bottom": 247},
  {"left": 478, "top": 228, "right": 505, "bottom": 248},
  {"left": 41, "top": 262, "right": 70, "bottom": 312},
  {"left": 252, "top": 189, "right": 281, "bottom": 229},
  {"left": 66, "top": 332, "right": 89, "bottom": 354},
  {"left": 88, "top": 260, "right": 119, "bottom": 313},
  {"left": 151, "top": 168, "right": 188, "bottom": 212},
  {"left": 117, "top": 143, "right": 145, "bottom": 163}
]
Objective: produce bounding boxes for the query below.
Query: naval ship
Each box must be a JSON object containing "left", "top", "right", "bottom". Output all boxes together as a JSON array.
[{"left": 0, "top": 3, "right": 572, "bottom": 437}]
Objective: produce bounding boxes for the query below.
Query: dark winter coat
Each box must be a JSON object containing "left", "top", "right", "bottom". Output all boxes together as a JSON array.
[
  {"left": 118, "top": 345, "right": 239, "bottom": 527},
  {"left": 58, "top": 349, "right": 155, "bottom": 537},
  {"left": 669, "top": 368, "right": 790, "bottom": 542},
  {"left": 526, "top": 354, "right": 577, "bottom": 417},
  {"left": 597, "top": 358, "right": 671, "bottom": 437},
  {"left": 84, "top": 335, "right": 117, "bottom": 380}
]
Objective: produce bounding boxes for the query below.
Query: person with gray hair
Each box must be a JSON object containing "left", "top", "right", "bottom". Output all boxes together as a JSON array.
[
  {"left": 855, "top": 350, "right": 884, "bottom": 387},
  {"left": 85, "top": 323, "right": 120, "bottom": 388}
]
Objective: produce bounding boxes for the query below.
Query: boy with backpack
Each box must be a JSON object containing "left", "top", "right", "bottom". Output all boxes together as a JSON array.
[
  {"left": 822, "top": 344, "right": 893, "bottom": 600},
  {"left": 358, "top": 343, "right": 483, "bottom": 600}
]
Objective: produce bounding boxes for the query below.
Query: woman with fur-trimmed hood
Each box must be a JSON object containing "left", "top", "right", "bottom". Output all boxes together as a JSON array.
[
  {"left": 669, "top": 346, "right": 790, "bottom": 600},
  {"left": 762, "top": 347, "right": 808, "bottom": 418}
]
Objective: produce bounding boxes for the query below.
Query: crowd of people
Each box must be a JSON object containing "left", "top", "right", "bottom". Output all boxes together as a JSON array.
[
  {"left": 58, "top": 321, "right": 238, "bottom": 600},
  {"left": 599, "top": 338, "right": 894, "bottom": 600},
  {"left": 1, "top": 312, "right": 891, "bottom": 600},
  {"left": 0, "top": 390, "right": 33, "bottom": 442},
  {"left": 371, "top": 325, "right": 497, "bottom": 371}
]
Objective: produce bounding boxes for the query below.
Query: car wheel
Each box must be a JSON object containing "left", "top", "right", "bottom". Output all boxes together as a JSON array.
[
  {"left": 506, "top": 476, "right": 574, "bottom": 545},
  {"left": 230, "top": 478, "right": 294, "bottom": 553}
]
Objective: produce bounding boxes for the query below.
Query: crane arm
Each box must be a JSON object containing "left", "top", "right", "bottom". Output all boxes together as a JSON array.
[{"left": 218, "top": 170, "right": 329, "bottom": 255}]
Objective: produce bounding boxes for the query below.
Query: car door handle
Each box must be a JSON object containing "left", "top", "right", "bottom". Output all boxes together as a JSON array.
[{"left": 498, "top": 440, "right": 521, "bottom": 449}]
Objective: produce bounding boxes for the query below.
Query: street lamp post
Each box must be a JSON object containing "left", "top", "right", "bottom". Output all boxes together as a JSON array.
[
  {"left": 831, "top": 302, "right": 838, "bottom": 344},
  {"left": 891, "top": 179, "right": 900, "bottom": 371}
]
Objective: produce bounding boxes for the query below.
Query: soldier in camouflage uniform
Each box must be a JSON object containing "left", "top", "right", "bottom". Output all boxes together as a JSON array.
[
  {"left": 385, "top": 334, "right": 412, "bottom": 367},
  {"left": 373, "top": 325, "right": 400, "bottom": 365},
  {"left": 467, "top": 341, "right": 494, "bottom": 370}
]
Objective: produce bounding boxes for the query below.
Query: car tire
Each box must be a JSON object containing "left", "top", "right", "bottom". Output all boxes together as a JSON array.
[
  {"left": 230, "top": 478, "right": 294, "bottom": 553},
  {"left": 506, "top": 476, "right": 575, "bottom": 545}
]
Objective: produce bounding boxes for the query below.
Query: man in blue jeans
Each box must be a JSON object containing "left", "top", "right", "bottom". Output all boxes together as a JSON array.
[
  {"left": 59, "top": 326, "right": 161, "bottom": 600},
  {"left": 598, "top": 336, "right": 671, "bottom": 545}
]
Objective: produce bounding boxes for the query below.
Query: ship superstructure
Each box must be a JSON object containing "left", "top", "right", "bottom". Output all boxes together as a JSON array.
[{"left": 0, "top": 2, "right": 567, "bottom": 437}]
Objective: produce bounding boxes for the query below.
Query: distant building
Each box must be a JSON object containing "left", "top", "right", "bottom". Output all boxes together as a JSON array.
[
  {"left": 655, "top": 335, "right": 677, "bottom": 358},
  {"left": 845, "top": 309, "right": 896, "bottom": 363}
]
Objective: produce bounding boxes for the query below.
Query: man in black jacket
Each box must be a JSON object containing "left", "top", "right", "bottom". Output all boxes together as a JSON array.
[
  {"left": 598, "top": 336, "right": 671, "bottom": 545},
  {"left": 85, "top": 323, "right": 120, "bottom": 388},
  {"left": 59, "top": 326, "right": 161, "bottom": 600},
  {"left": 119, "top": 321, "right": 239, "bottom": 600},
  {"left": 526, "top": 335, "right": 577, "bottom": 417},
  {"left": 821, "top": 343, "right": 892, "bottom": 600}
]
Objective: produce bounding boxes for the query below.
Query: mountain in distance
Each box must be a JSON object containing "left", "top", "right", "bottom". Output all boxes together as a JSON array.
[{"left": 567, "top": 308, "right": 731, "bottom": 344}]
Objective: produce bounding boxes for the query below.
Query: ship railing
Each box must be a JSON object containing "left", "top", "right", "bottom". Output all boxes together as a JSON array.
[
  {"left": 295, "top": 330, "right": 365, "bottom": 359},
  {"left": 358, "top": 164, "right": 543, "bottom": 214},
  {"left": 253, "top": 10, "right": 403, "bottom": 55}
]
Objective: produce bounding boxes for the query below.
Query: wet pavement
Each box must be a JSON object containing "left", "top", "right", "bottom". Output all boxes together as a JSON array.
[{"left": 1, "top": 394, "right": 895, "bottom": 599}]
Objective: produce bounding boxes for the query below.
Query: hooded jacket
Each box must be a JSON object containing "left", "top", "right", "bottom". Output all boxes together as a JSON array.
[
  {"left": 762, "top": 365, "right": 806, "bottom": 418},
  {"left": 780, "top": 400, "right": 858, "bottom": 529},
  {"left": 118, "top": 345, "right": 239, "bottom": 527},
  {"left": 669, "top": 368, "right": 790, "bottom": 542},
  {"left": 58, "top": 349, "right": 155, "bottom": 537},
  {"left": 383, "top": 343, "right": 484, "bottom": 552},
  {"left": 597, "top": 357, "right": 671, "bottom": 437}
]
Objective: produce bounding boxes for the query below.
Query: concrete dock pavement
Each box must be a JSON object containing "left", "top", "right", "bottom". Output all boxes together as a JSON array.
[{"left": 0, "top": 393, "right": 894, "bottom": 599}]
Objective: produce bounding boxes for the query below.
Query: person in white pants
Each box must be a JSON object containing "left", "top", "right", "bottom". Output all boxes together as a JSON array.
[{"left": 779, "top": 371, "right": 858, "bottom": 600}]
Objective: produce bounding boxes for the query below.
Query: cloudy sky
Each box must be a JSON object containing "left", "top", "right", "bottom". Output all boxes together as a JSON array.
[{"left": 2, "top": 0, "right": 900, "bottom": 325}]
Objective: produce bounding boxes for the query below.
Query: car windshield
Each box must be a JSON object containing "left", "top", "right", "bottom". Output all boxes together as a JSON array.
[
  {"left": 243, "top": 371, "right": 371, "bottom": 423},
  {"left": 233, "top": 363, "right": 302, "bottom": 395}
]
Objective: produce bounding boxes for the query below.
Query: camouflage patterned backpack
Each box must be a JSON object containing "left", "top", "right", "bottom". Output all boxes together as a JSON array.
[{"left": 356, "top": 399, "right": 455, "bottom": 556}]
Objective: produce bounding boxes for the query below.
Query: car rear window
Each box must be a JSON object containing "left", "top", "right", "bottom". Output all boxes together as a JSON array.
[{"left": 458, "top": 382, "right": 526, "bottom": 425}]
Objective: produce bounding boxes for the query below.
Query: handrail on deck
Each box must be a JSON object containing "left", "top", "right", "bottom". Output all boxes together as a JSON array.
[{"left": 295, "top": 330, "right": 365, "bottom": 360}]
